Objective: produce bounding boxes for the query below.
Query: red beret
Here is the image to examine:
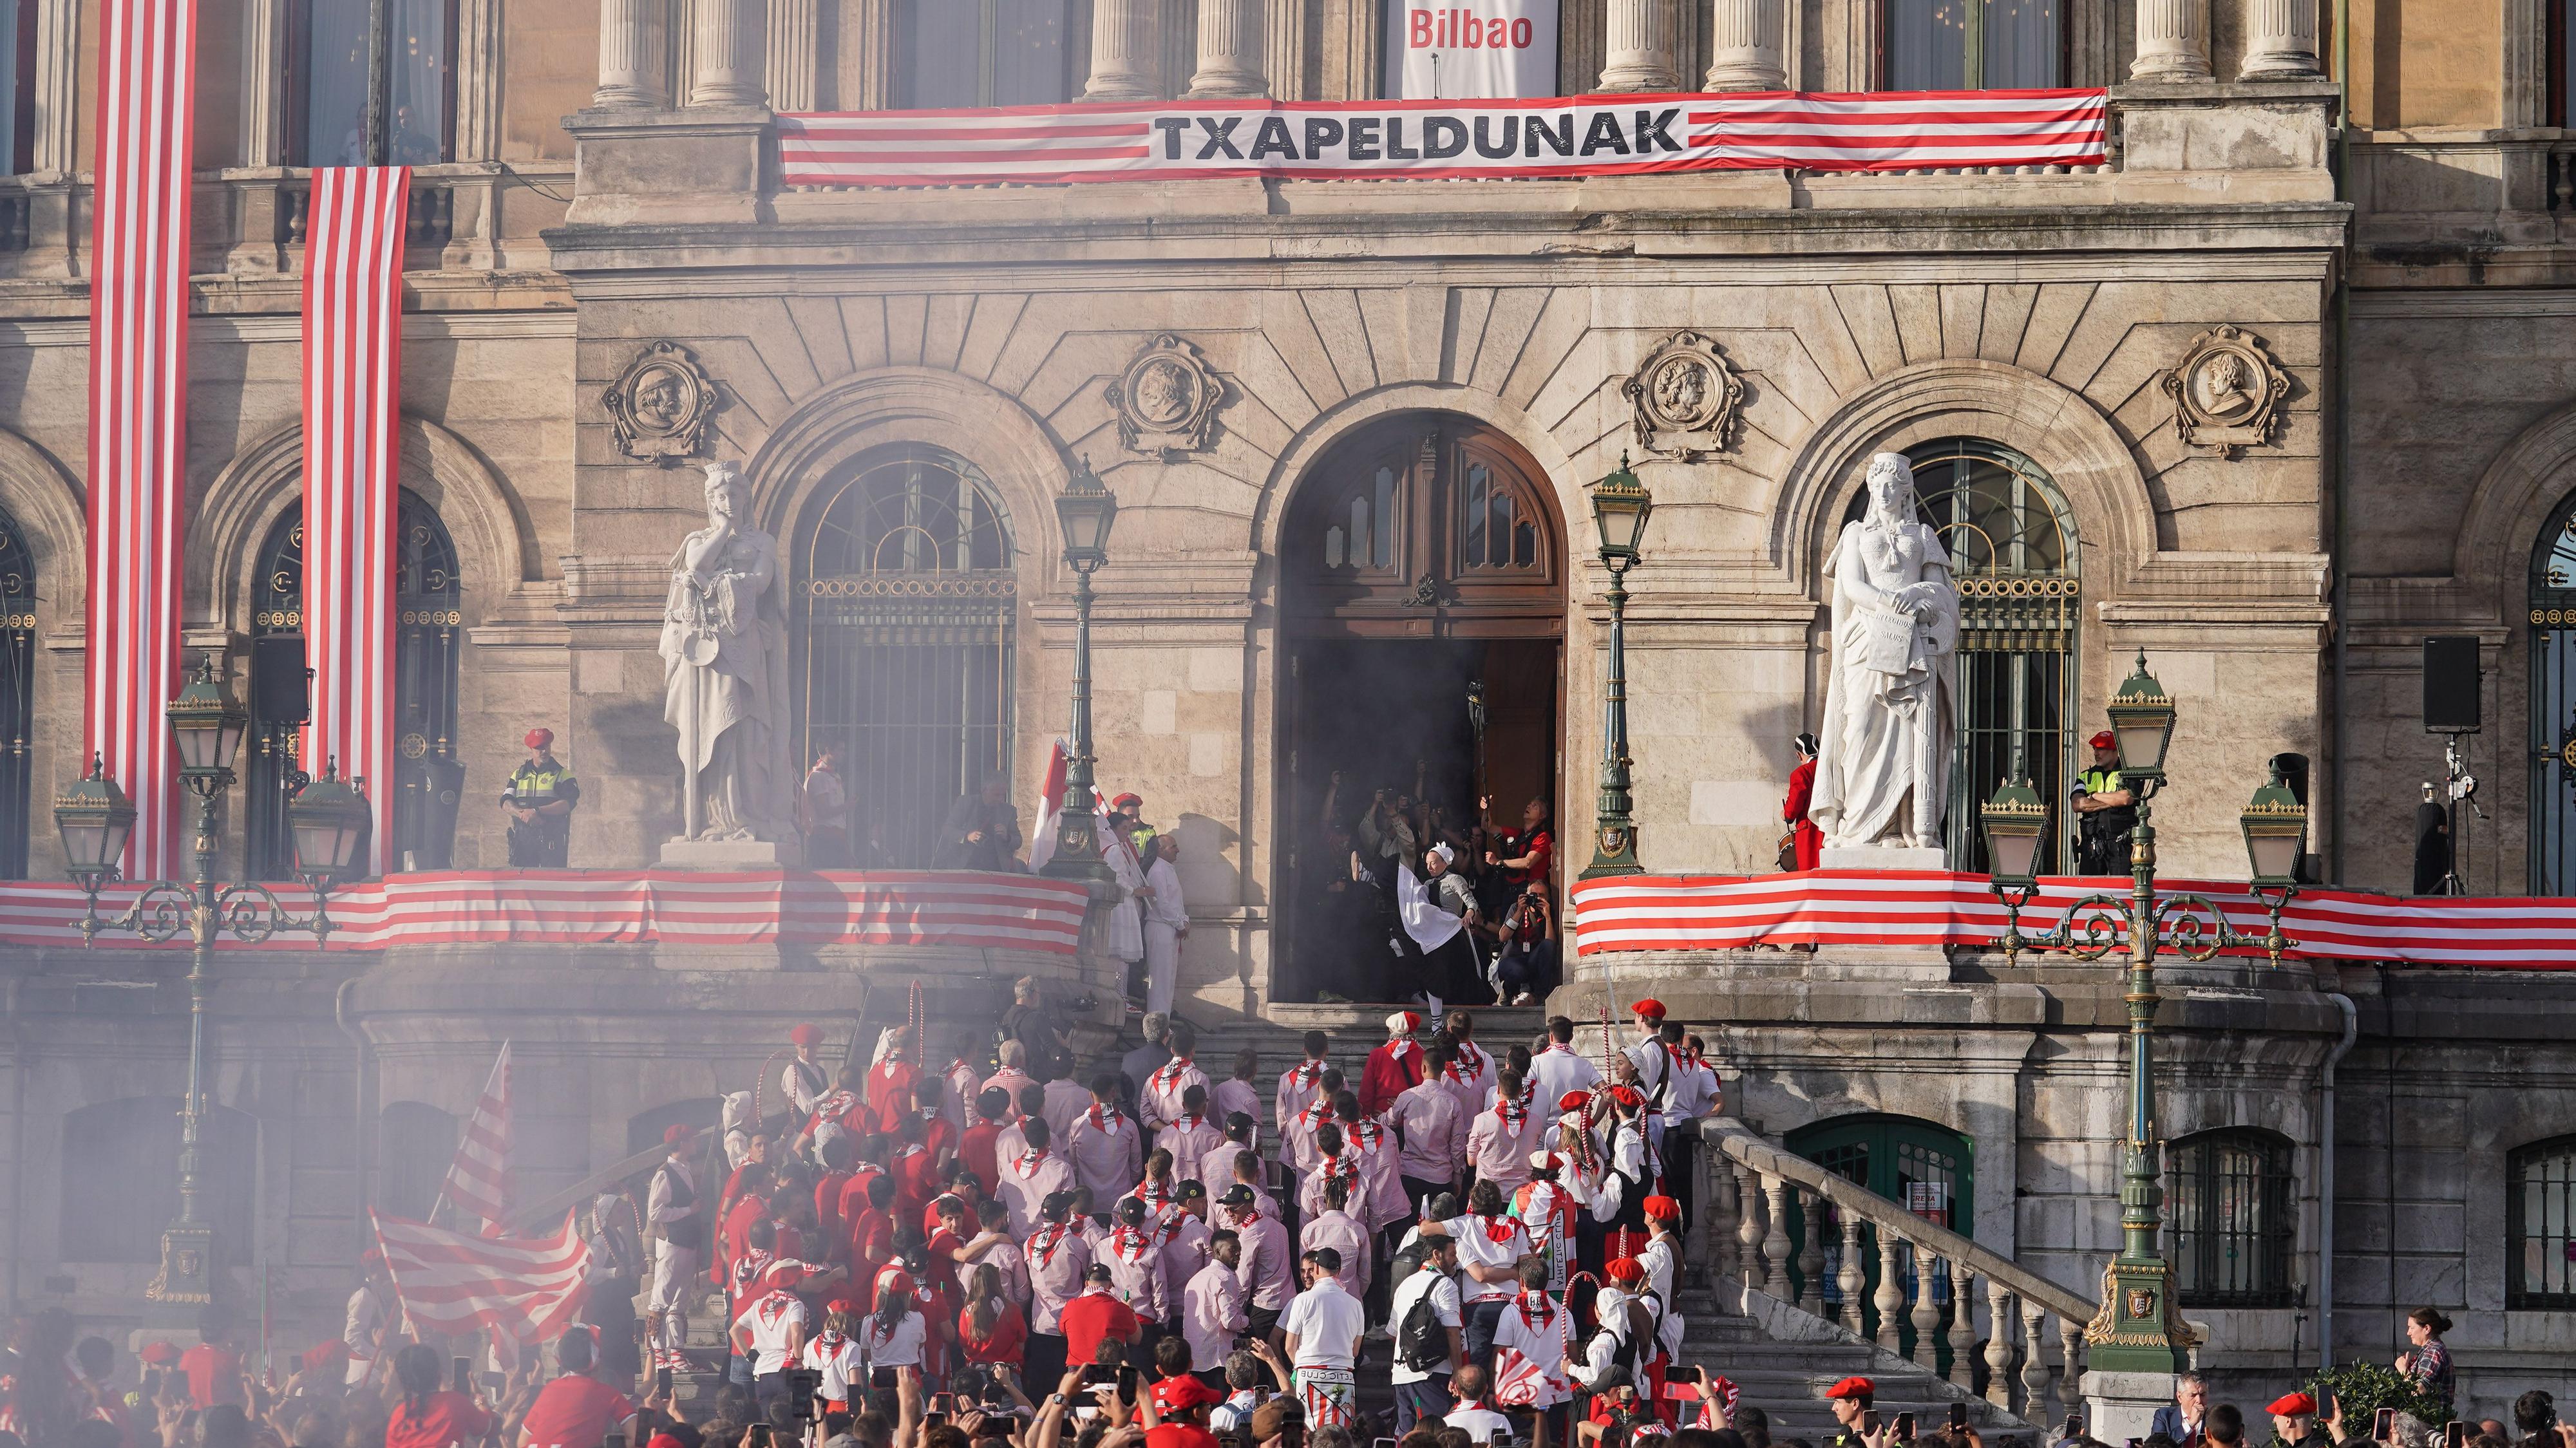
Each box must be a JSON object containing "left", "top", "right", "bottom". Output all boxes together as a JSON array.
[
  {"left": 1151, "top": 1375, "right": 1224, "bottom": 1413},
  {"left": 825, "top": 1297, "right": 857, "bottom": 1315},
  {"left": 1605, "top": 1257, "right": 1645, "bottom": 1283},
  {"left": 1825, "top": 1377, "right": 1874, "bottom": 1401},
  {"left": 790, "top": 1023, "right": 822, "bottom": 1048},
  {"left": 1112, "top": 793, "right": 1142, "bottom": 809},
  {"left": 1609, "top": 1086, "right": 1645, "bottom": 1109},
  {"left": 525, "top": 728, "right": 554, "bottom": 749},
  {"left": 663, "top": 1123, "right": 696, "bottom": 1145},
  {"left": 138, "top": 1342, "right": 180, "bottom": 1366},
  {"left": 1558, "top": 1090, "right": 1592, "bottom": 1113},
  {"left": 1643, "top": 1195, "right": 1681, "bottom": 1221},
  {"left": 2090, "top": 731, "right": 2117, "bottom": 750},
  {"left": 1631, "top": 999, "right": 1667, "bottom": 1019},
  {"left": 2268, "top": 1395, "right": 2317, "bottom": 1418}
]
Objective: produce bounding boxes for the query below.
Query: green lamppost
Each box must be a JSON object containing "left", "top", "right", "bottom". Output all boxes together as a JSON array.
[
  {"left": 1581, "top": 453, "right": 1651, "bottom": 879},
  {"left": 58, "top": 655, "right": 367, "bottom": 1304},
  {"left": 1043, "top": 456, "right": 1118, "bottom": 885}
]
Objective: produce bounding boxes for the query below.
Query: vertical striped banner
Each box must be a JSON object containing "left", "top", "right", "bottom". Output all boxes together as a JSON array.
[
  {"left": 300, "top": 168, "right": 410, "bottom": 871},
  {"left": 84, "top": 0, "right": 200, "bottom": 879}
]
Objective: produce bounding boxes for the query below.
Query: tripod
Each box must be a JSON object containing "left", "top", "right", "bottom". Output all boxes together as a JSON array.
[{"left": 2437, "top": 730, "right": 2484, "bottom": 896}]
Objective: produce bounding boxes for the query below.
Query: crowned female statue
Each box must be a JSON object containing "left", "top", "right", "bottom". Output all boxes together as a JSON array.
[
  {"left": 660, "top": 460, "right": 795, "bottom": 845},
  {"left": 1808, "top": 451, "right": 1960, "bottom": 852}
]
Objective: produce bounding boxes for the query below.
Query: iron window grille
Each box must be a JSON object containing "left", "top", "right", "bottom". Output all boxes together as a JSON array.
[
  {"left": 2166, "top": 1128, "right": 2297, "bottom": 1308},
  {"left": 2508, "top": 1134, "right": 2576, "bottom": 1308}
]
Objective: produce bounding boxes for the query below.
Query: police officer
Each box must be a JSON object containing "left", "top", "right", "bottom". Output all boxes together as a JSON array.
[
  {"left": 502, "top": 728, "right": 580, "bottom": 867},
  {"left": 2071, "top": 729, "right": 2137, "bottom": 876}
]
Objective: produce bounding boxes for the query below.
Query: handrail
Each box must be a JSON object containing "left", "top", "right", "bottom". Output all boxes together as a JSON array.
[
  {"left": 1698, "top": 1115, "right": 2094, "bottom": 1324},
  {"left": 507, "top": 1138, "right": 715, "bottom": 1235}
]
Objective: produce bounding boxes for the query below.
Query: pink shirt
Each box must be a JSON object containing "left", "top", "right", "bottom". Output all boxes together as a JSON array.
[
  {"left": 999, "top": 1149, "right": 1078, "bottom": 1237},
  {"left": 1102, "top": 1223, "right": 1168, "bottom": 1321},
  {"left": 1022, "top": 1223, "right": 1091, "bottom": 1335},
  {"left": 1386, "top": 1082, "right": 1465, "bottom": 1183},
  {"left": 1042, "top": 1079, "right": 1094, "bottom": 1145},
  {"left": 1157, "top": 1116, "right": 1231, "bottom": 1190},
  {"left": 1282, "top": 1100, "right": 1334, "bottom": 1178},
  {"left": 1211, "top": 1078, "right": 1263, "bottom": 1134},
  {"left": 981, "top": 1067, "right": 1037, "bottom": 1109},
  {"left": 960, "top": 1236, "right": 1030, "bottom": 1305},
  {"left": 1140, "top": 1058, "right": 1211, "bottom": 1131},
  {"left": 1159, "top": 1214, "right": 1211, "bottom": 1304},
  {"left": 1299, "top": 1208, "right": 1372, "bottom": 1300},
  {"left": 1182, "top": 1259, "right": 1247, "bottom": 1371},
  {"left": 1344, "top": 1120, "right": 1410, "bottom": 1229},
  {"left": 1066, "top": 1106, "right": 1145, "bottom": 1201},
  {"left": 1464, "top": 1102, "right": 1538, "bottom": 1192},
  {"left": 1274, "top": 1062, "right": 1329, "bottom": 1161},
  {"left": 1227, "top": 1208, "right": 1294, "bottom": 1311},
  {"left": 1438, "top": 1042, "right": 1495, "bottom": 1126}
]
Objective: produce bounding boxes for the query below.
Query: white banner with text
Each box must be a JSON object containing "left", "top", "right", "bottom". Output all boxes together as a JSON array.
[{"left": 1385, "top": 0, "right": 1561, "bottom": 98}]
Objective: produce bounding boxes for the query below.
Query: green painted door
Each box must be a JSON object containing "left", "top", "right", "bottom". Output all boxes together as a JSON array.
[{"left": 1781, "top": 1114, "right": 1974, "bottom": 1372}]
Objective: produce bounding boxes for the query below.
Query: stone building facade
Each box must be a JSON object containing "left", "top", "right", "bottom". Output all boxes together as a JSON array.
[{"left": 0, "top": 0, "right": 2572, "bottom": 1427}]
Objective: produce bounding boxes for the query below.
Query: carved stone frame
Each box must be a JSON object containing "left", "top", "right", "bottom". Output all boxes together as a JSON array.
[
  {"left": 2162, "top": 325, "right": 2292, "bottom": 459},
  {"left": 1622, "top": 330, "right": 1745, "bottom": 462},
  {"left": 1104, "top": 334, "right": 1224, "bottom": 460},
  {"left": 603, "top": 341, "right": 718, "bottom": 465}
]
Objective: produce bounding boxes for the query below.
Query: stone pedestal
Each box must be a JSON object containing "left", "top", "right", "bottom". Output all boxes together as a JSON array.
[
  {"left": 1819, "top": 844, "right": 1948, "bottom": 872},
  {"left": 659, "top": 838, "right": 805, "bottom": 869},
  {"left": 2083, "top": 1370, "right": 2180, "bottom": 1443}
]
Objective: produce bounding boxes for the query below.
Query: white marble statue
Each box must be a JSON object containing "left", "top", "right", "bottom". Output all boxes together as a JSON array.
[
  {"left": 1808, "top": 451, "right": 1960, "bottom": 851},
  {"left": 660, "top": 461, "right": 795, "bottom": 843}
]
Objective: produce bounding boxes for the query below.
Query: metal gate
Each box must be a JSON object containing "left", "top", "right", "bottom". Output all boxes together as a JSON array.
[
  {"left": 1780, "top": 1113, "right": 1975, "bottom": 1372},
  {"left": 2535, "top": 491, "right": 2576, "bottom": 893},
  {"left": 798, "top": 447, "right": 1017, "bottom": 869}
]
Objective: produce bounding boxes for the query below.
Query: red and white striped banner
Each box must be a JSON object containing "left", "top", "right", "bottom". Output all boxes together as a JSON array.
[
  {"left": 778, "top": 89, "right": 2108, "bottom": 188},
  {"left": 0, "top": 869, "right": 1090, "bottom": 952},
  {"left": 1568, "top": 871, "right": 2576, "bottom": 971},
  {"left": 440, "top": 1042, "right": 513, "bottom": 1232},
  {"left": 85, "top": 0, "right": 200, "bottom": 879},
  {"left": 301, "top": 168, "right": 410, "bottom": 866},
  {"left": 372, "top": 1208, "right": 591, "bottom": 1344}
]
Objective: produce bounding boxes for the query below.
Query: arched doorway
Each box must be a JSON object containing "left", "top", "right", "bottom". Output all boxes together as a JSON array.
[
  {"left": 794, "top": 445, "right": 1018, "bottom": 869},
  {"left": 1782, "top": 1112, "right": 1975, "bottom": 1371},
  {"left": 1277, "top": 413, "right": 1566, "bottom": 1003},
  {"left": 1842, "top": 439, "right": 2081, "bottom": 870},
  {"left": 2533, "top": 489, "right": 2576, "bottom": 894}
]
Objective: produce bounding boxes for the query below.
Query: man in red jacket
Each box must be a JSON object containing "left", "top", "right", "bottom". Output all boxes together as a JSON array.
[
  {"left": 1058, "top": 1263, "right": 1144, "bottom": 1378},
  {"left": 1358, "top": 1012, "right": 1425, "bottom": 1118}
]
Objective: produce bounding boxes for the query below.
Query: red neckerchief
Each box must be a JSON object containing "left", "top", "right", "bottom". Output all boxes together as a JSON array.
[
  {"left": 1170, "top": 1113, "right": 1209, "bottom": 1140},
  {"left": 1289, "top": 1060, "right": 1323, "bottom": 1090},
  {"left": 1110, "top": 1225, "right": 1154, "bottom": 1261},
  {"left": 1384, "top": 1040, "right": 1421, "bottom": 1068},
  {"left": 755, "top": 1290, "right": 798, "bottom": 1326},
  {"left": 1084, "top": 1104, "right": 1124, "bottom": 1136},
  {"left": 1320, "top": 1154, "right": 1361, "bottom": 1196},
  {"left": 1014, "top": 1149, "right": 1052, "bottom": 1177},
  {"left": 1475, "top": 1212, "right": 1520, "bottom": 1245},
  {"left": 1139, "top": 1178, "right": 1175, "bottom": 1210},
  {"left": 1151, "top": 1057, "right": 1195, "bottom": 1094},
  {"left": 732, "top": 1248, "right": 774, "bottom": 1292},
  {"left": 1345, "top": 1118, "right": 1385, "bottom": 1152},
  {"left": 1294, "top": 1100, "right": 1332, "bottom": 1134},
  {"left": 1029, "top": 1222, "right": 1072, "bottom": 1266},
  {"left": 1515, "top": 1288, "right": 1557, "bottom": 1329},
  {"left": 1495, "top": 1090, "right": 1529, "bottom": 1134},
  {"left": 893, "top": 1142, "right": 925, "bottom": 1163},
  {"left": 1452, "top": 1040, "right": 1488, "bottom": 1080},
  {"left": 810, "top": 1328, "right": 848, "bottom": 1360}
]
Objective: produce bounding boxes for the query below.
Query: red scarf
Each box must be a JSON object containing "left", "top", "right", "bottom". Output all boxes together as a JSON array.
[
  {"left": 1515, "top": 1288, "right": 1556, "bottom": 1329},
  {"left": 755, "top": 1289, "right": 799, "bottom": 1326},
  {"left": 1288, "top": 1060, "right": 1323, "bottom": 1091},
  {"left": 1475, "top": 1212, "right": 1520, "bottom": 1245},
  {"left": 1110, "top": 1225, "right": 1154, "bottom": 1261},
  {"left": 810, "top": 1328, "right": 848, "bottom": 1360},
  {"left": 1450, "top": 1040, "right": 1488, "bottom": 1080},
  {"left": 1139, "top": 1178, "right": 1175, "bottom": 1209},
  {"left": 1170, "top": 1113, "right": 1209, "bottom": 1138},
  {"left": 1084, "top": 1104, "right": 1124, "bottom": 1136},
  {"left": 1495, "top": 1089, "right": 1529, "bottom": 1134},
  {"left": 1345, "top": 1118, "right": 1385, "bottom": 1153},
  {"left": 1029, "top": 1222, "right": 1072, "bottom": 1266},
  {"left": 1014, "top": 1149, "right": 1051, "bottom": 1178},
  {"left": 1150, "top": 1058, "right": 1194, "bottom": 1094}
]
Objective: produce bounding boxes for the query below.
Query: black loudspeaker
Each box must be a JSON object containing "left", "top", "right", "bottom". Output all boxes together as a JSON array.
[
  {"left": 251, "top": 635, "right": 310, "bottom": 726},
  {"left": 2423, "top": 635, "right": 2481, "bottom": 733}
]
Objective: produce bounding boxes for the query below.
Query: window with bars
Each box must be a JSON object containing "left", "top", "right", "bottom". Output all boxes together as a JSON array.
[
  {"left": 2510, "top": 1135, "right": 2576, "bottom": 1308},
  {"left": 2167, "top": 1128, "right": 2296, "bottom": 1308},
  {"left": 2532, "top": 490, "right": 2576, "bottom": 896},
  {"left": 798, "top": 447, "right": 1017, "bottom": 869}
]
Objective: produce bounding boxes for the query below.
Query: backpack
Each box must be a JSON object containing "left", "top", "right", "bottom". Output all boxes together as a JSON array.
[{"left": 1399, "top": 1275, "right": 1449, "bottom": 1372}]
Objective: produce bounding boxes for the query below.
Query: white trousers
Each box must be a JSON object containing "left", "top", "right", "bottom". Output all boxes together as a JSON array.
[
  {"left": 1144, "top": 921, "right": 1181, "bottom": 1015},
  {"left": 649, "top": 1240, "right": 696, "bottom": 1348}
]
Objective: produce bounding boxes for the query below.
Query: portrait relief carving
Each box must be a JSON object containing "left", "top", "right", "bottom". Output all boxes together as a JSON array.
[
  {"left": 1104, "top": 334, "right": 1225, "bottom": 458},
  {"left": 1622, "top": 331, "right": 1745, "bottom": 461},
  {"left": 2163, "top": 325, "right": 2291, "bottom": 457},
  {"left": 604, "top": 341, "right": 717, "bottom": 464}
]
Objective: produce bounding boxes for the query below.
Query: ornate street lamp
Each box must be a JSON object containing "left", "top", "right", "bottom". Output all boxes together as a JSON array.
[
  {"left": 2240, "top": 760, "right": 2307, "bottom": 967},
  {"left": 1979, "top": 760, "right": 2049, "bottom": 966},
  {"left": 57, "top": 653, "right": 362, "bottom": 1304},
  {"left": 1044, "top": 457, "right": 1118, "bottom": 885},
  {"left": 1581, "top": 454, "right": 1652, "bottom": 879}
]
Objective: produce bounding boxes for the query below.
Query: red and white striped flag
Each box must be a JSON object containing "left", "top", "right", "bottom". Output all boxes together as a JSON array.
[
  {"left": 371, "top": 1208, "right": 591, "bottom": 1345},
  {"left": 300, "top": 167, "right": 410, "bottom": 868},
  {"left": 84, "top": 0, "right": 200, "bottom": 879},
  {"left": 1025, "top": 740, "right": 1072, "bottom": 872},
  {"left": 439, "top": 1041, "right": 513, "bottom": 1233}
]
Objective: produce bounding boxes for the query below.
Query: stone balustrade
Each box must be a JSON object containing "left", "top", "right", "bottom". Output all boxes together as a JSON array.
[{"left": 1696, "top": 1116, "right": 2095, "bottom": 1419}]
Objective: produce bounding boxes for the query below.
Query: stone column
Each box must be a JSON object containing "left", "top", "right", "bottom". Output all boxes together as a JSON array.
[
  {"left": 1188, "top": 0, "right": 1269, "bottom": 96},
  {"left": 2239, "top": 0, "right": 2321, "bottom": 78},
  {"left": 1703, "top": 0, "right": 1785, "bottom": 89},
  {"left": 1598, "top": 0, "right": 1682, "bottom": 91},
  {"left": 594, "top": 0, "right": 669, "bottom": 107},
  {"left": 2128, "top": 0, "right": 2211, "bottom": 81},
  {"left": 456, "top": 0, "right": 508, "bottom": 155},
  {"left": 1084, "top": 0, "right": 1162, "bottom": 101},
  {"left": 1262, "top": 0, "right": 1305, "bottom": 99},
  {"left": 688, "top": 0, "right": 769, "bottom": 107},
  {"left": 767, "top": 0, "right": 819, "bottom": 109},
  {"left": 30, "top": 0, "right": 79, "bottom": 174}
]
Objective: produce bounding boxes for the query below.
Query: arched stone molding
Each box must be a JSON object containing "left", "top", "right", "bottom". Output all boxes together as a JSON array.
[
  {"left": 2452, "top": 399, "right": 2576, "bottom": 612},
  {"left": 1767, "top": 359, "right": 2159, "bottom": 594},
  {"left": 1249, "top": 383, "right": 1584, "bottom": 564},
  {"left": 0, "top": 426, "right": 90, "bottom": 627},
  {"left": 196, "top": 418, "right": 540, "bottom": 630},
  {"left": 741, "top": 368, "right": 1071, "bottom": 582}
]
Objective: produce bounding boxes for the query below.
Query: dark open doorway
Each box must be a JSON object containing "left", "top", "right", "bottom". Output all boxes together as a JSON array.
[{"left": 1274, "top": 413, "right": 1566, "bottom": 1004}]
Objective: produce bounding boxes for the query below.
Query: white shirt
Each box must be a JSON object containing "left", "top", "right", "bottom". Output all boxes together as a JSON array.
[
  {"left": 1144, "top": 856, "right": 1188, "bottom": 930},
  {"left": 860, "top": 1310, "right": 925, "bottom": 1369},
  {"left": 1441, "top": 1214, "right": 1534, "bottom": 1303},
  {"left": 1387, "top": 1268, "right": 1461, "bottom": 1384},
  {"left": 1529, "top": 1045, "right": 1602, "bottom": 1107},
  {"left": 734, "top": 1291, "right": 810, "bottom": 1375},
  {"left": 1446, "top": 1404, "right": 1515, "bottom": 1444},
  {"left": 802, "top": 1332, "right": 862, "bottom": 1404},
  {"left": 1280, "top": 1279, "right": 1368, "bottom": 1369}
]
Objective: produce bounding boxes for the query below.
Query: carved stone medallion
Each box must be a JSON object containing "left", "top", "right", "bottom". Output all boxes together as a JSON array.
[
  {"left": 2162, "top": 325, "right": 2291, "bottom": 458},
  {"left": 603, "top": 341, "right": 716, "bottom": 465},
  {"left": 1622, "top": 332, "right": 1744, "bottom": 461},
  {"left": 1104, "top": 334, "right": 1223, "bottom": 459}
]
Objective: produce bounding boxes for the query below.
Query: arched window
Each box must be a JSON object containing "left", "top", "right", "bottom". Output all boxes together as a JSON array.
[
  {"left": 797, "top": 447, "right": 1016, "bottom": 869},
  {"left": 288, "top": 0, "right": 457, "bottom": 165},
  {"left": 1883, "top": 0, "right": 2063, "bottom": 89},
  {"left": 378, "top": 1102, "right": 458, "bottom": 1221},
  {"left": 893, "top": 0, "right": 1084, "bottom": 109},
  {"left": 2510, "top": 1134, "right": 2576, "bottom": 1308},
  {"left": 0, "top": 504, "right": 35, "bottom": 878},
  {"left": 2166, "top": 1127, "right": 2295, "bottom": 1307},
  {"left": 60, "top": 1098, "right": 258, "bottom": 1263},
  {"left": 1843, "top": 439, "right": 2079, "bottom": 870},
  {"left": 247, "top": 490, "right": 464, "bottom": 878},
  {"left": 2531, "top": 489, "right": 2576, "bottom": 894}
]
